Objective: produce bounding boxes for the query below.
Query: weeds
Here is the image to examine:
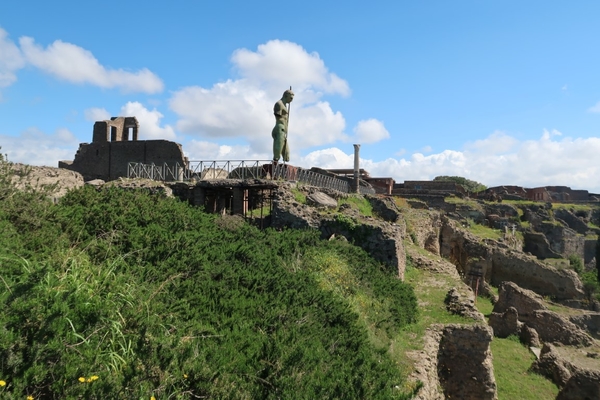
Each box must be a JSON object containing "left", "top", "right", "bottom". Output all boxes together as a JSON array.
[{"left": 338, "top": 196, "right": 373, "bottom": 216}]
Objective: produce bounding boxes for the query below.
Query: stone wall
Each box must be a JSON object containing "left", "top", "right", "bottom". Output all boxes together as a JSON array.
[
  {"left": 437, "top": 324, "right": 497, "bottom": 400},
  {"left": 490, "top": 250, "right": 584, "bottom": 299},
  {"left": 409, "top": 324, "right": 497, "bottom": 400},
  {"left": 491, "top": 281, "right": 593, "bottom": 345},
  {"left": 60, "top": 140, "right": 187, "bottom": 181},
  {"left": 554, "top": 208, "right": 591, "bottom": 235},
  {"left": 437, "top": 216, "right": 584, "bottom": 299}
]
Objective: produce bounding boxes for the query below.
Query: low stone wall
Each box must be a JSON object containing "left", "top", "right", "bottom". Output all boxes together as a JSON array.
[
  {"left": 490, "top": 250, "right": 584, "bottom": 300},
  {"left": 532, "top": 343, "right": 600, "bottom": 399},
  {"left": 408, "top": 326, "right": 444, "bottom": 400},
  {"left": 409, "top": 324, "right": 497, "bottom": 400},
  {"left": 437, "top": 324, "right": 497, "bottom": 400},
  {"left": 490, "top": 281, "right": 593, "bottom": 346},
  {"left": 528, "top": 310, "right": 593, "bottom": 346},
  {"left": 492, "top": 281, "right": 547, "bottom": 317},
  {"left": 438, "top": 215, "right": 584, "bottom": 300}
]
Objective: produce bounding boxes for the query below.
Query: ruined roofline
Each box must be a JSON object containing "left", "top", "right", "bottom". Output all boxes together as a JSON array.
[{"left": 93, "top": 116, "right": 139, "bottom": 143}]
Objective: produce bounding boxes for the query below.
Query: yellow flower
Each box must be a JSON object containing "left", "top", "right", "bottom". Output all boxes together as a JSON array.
[
  {"left": 90, "top": 375, "right": 99, "bottom": 381},
  {"left": 78, "top": 377, "right": 86, "bottom": 383},
  {"left": 151, "top": 396, "right": 156, "bottom": 400},
  {"left": 0, "top": 379, "right": 5, "bottom": 386},
  {"left": 183, "top": 374, "right": 188, "bottom": 379},
  {"left": 27, "top": 396, "right": 34, "bottom": 400}
]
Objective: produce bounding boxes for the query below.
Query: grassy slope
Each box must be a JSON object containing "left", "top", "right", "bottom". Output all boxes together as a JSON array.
[{"left": 0, "top": 184, "right": 419, "bottom": 399}]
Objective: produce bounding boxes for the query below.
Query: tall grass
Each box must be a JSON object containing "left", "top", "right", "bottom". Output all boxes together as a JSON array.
[{"left": 0, "top": 183, "right": 418, "bottom": 399}]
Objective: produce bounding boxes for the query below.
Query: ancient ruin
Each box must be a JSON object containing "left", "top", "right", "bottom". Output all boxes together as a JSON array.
[
  {"left": 59, "top": 116, "right": 188, "bottom": 181},
  {"left": 49, "top": 115, "right": 600, "bottom": 399}
]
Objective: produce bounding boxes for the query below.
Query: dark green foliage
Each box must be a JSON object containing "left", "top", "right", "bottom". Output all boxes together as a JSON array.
[
  {"left": 596, "top": 236, "right": 600, "bottom": 282},
  {"left": 0, "top": 183, "right": 418, "bottom": 399},
  {"left": 580, "top": 271, "right": 600, "bottom": 303},
  {"left": 568, "top": 254, "right": 584, "bottom": 275},
  {"left": 433, "top": 175, "right": 487, "bottom": 193}
]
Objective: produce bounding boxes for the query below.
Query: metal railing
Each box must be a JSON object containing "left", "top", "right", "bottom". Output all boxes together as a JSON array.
[{"left": 127, "top": 161, "right": 375, "bottom": 194}]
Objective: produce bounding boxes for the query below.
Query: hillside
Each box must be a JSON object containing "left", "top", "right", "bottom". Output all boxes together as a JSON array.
[
  {"left": 2, "top": 162, "right": 600, "bottom": 399},
  {"left": 0, "top": 176, "right": 418, "bottom": 398}
]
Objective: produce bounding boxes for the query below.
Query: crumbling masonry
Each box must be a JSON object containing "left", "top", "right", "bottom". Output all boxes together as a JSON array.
[{"left": 59, "top": 116, "right": 188, "bottom": 181}]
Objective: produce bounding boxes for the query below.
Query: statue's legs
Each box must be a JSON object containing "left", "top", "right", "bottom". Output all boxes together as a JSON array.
[
  {"left": 272, "top": 125, "right": 285, "bottom": 161},
  {"left": 282, "top": 138, "right": 290, "bottom": 162}
]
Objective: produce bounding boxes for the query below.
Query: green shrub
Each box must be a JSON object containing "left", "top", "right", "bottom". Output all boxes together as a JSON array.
[
  {"left": 0, "top": 184, "right": 417, "bottom": 399},
  {"left": 568, "top": 254, "right": 584, "bottom": 275}
]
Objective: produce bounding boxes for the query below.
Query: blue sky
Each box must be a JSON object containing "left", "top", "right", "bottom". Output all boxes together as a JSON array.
[{"left": 1, "top": 1, "right": 600, "bottom": 192}]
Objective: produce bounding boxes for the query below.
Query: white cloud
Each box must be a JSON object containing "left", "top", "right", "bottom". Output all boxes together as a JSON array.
[
  {"left": 84, "top": 107, "right": 111, "bottom": 122},
  {"left": 119, "top": 102, "right": 176, "bottom": 140},
  {"left": 19, "top": 37, "right": 163, "bottom": 94},
  {"left": 291, "top": 101, "right": 347, "bottom": 146},
  {"left": 184, "top": 140, "right": 267, "bottom": 160},
  {"left": 170, "top": 40, "right": 352, "bottom": 156},
  {"left": 231, "top": 40, "right": 350, "bottom": 96},
  {"left": 0, "top": 28, "right": 25, "bottom": 93},
  {"left": 352, "top": 119, "right": 390, "bottom": 144},
  {"left": 298, "top": 147, "right": 354, "bottom": 169},
  {"left": 0, "top": 127, "right": 79, "bottom": 166},
  {"left": 464, "top": 130, "right": 518, "bottom": 154},
  {"left": 587, "top": 101, "right": 600, "bottom": 113},
  {"left": 171, "top": 80, "right": 272, "bottom": 138}
]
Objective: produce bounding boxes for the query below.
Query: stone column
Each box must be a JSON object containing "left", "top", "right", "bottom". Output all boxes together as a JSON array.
[{"left": 353, "top": 144, "right": 361, "bottom": 193}]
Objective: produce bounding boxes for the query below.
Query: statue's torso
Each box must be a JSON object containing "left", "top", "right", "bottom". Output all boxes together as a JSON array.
[{"left": 273, "top": 100, "right": 289, "bottom": 125}]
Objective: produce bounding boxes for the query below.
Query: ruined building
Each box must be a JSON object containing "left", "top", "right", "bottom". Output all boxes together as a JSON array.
[{"left": 59, "top": 117, "right": 188, "bottom": 181}]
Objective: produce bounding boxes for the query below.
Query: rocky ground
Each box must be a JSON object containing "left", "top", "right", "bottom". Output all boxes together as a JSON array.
[{"left": 7, "top": 163, "right": 84, "bottom": 199}]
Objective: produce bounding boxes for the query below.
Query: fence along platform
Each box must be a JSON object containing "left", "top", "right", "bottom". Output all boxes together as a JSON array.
[{"left": 127, "top": 161, "right": 375, "bottom": 195}]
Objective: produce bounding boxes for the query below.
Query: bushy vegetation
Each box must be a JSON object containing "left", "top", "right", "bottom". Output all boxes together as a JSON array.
[
  {"left": 0, "top": 172, "right": 418, "bottom": 398},
  {"left": 597, "top": 235, "right": 600, "bottom": 282},
  {"left": 568, "top": 254, "right": 584, "bottom": 274},
  {"left": 433, "top": 176, "right": 487, "bottom": 193}
]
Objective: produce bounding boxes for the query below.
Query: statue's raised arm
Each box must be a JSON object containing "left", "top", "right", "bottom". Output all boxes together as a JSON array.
[{"left": 271, "top": 89, "right": 294, "bottom": 163}]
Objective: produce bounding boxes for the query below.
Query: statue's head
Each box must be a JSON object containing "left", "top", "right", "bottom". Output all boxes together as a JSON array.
[{"left": 282, "top": 89, "right": 294, "bottom": 103}]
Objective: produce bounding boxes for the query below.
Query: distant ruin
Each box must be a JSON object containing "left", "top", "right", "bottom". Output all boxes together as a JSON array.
[{"left": 59, "top": 116, "right": 188, "bottom": 181}]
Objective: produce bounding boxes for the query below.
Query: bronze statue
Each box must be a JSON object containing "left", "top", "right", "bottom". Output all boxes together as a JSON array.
[{"left": 272, "top": 89, "right": 294, "bottom": 162}]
